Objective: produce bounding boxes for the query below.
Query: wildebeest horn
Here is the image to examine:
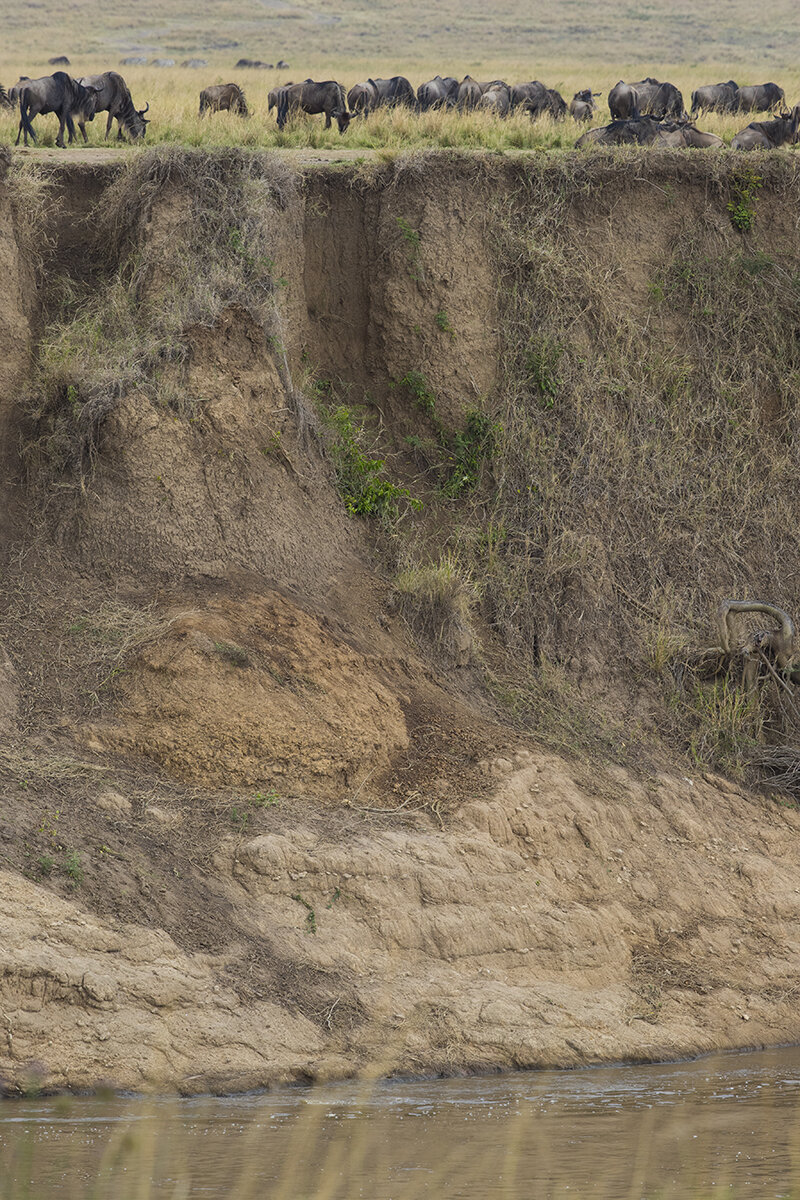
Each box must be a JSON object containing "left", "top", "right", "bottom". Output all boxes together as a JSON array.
[{"left": 141, "top": 101, "right": 150, "bottom": 115}]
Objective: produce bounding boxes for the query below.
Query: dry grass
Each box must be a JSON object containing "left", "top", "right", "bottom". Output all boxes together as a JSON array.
[{"left": 392, "top": 553, "right": 478, "bottom": 665}]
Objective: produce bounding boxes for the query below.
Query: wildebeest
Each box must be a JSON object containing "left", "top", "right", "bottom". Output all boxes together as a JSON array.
[
  {"left": 151, "top": 59, "right": 175, "bottom": 68},
  {"left": 510, "top": 80, "right": 548, "bottom": 111},
  {"left": 236, "top": 58, "right": 272, "bottom": 69},
  {"left": 736, "top": 83, "right": 785, "bottom": 112},
  {"left": 690, "top": 81, "right": 739, "bottom": 117},
  {"left": 570, "top": 89, "right": 601, "bottom": 121},
  {"left": 417, "top": 75, "right": 459, "bottom": 110},
  {"left": 15, "top": 72, "right": 99, "bottom": 148},
  {"left": 79, "top": 71, "right": 149, "bottom": 139},
  {"left": 48, "top": 56, "right": 70, "bottom": 66},
  {"left": 370, "top": 76, "right": 415, "bottom": 108},
  {"left": 0, "top": 85, "right": 10, "bottom": 109},
  {"left": 277, "top": 60, "right": 290, "bottom": 70},
  {"left": 347, "top": 80, "right": 377, "bottom": 116},
  {"left": 522, "top": 85, "right": 567, "bottom": 119},
  {"left": 457, "top": 75, "right": 482, "bottom": 110},
  {"left": 120, "top": 56, "right": 148, "bottom": 66},
  {"left": 608, "top": 80, "right": 639, "bottom": 120},
  {"left": 276, "top": 79, "right": 352, "bottom": 132},
  {"left": 182, "top": 59, "right": 208, "bottom": 69},
  {"left": 199, "top": 82, "right": 248, "bottom": 117},
  {"left": 576, "top": 115, "right": 721, "bottom": 148},
  {"left": 629, "top": 78, "right": 685, "bottom": 119},
  {"left": 479, "top": 81, "right": 511, "bottom": 116},
  {"left": 732, "top": 105, "right": 800, "bottom": 149},
  {"left": 545, "top": 88, "right": 568, "bottom": 119}
]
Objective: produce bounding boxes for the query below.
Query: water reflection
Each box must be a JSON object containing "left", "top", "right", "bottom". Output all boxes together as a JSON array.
[{"left": 1, "top": 1047, "right": 800, "bottom": 1198}]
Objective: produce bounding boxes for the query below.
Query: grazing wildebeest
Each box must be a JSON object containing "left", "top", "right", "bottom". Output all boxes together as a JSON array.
[
  {"left": 49, "top": 56, "right": 70, "bottom": 66},
  {"left": 416, "top": 75, "right": 459, "bottom": 110},
  {"left": 370, "top": 76, "right": 415, "bottom": 107},
  {"left": 479, "top": 81, "right": 511, "bottom": 116},
  {"left": 151, "top": 59, "right": 175, "bottom": 68},
  {"left": 608, "top": 80, "right": 639, "bottom": 120},
  {"left": 276, "top": 79, "right": 352, "bottom": 132},
  {"left": 15, "top": 72, "right": 99, "bottom": 148},
  {"left": 732, "top": 105, "right": 800, "bottom": 149},
  {"left": 570, "top": 89, "right": 601, "bottom": 121},
  {"left": 120, "top": 56, "right": 148, "bottom": 66},
  {"left": 736, "top": 83, "right": 785, "bottom": 112},
  {"left": 236, "top": 58, "right": 272, "bottom": 69},
  {"left": 690, "top": 81, "right": 739, "bottom": 117},
  {"left": 629, "top": 78, "right": 685, "bottom": 119},
  {"left": 456, "top": 75, "right": 482, "bottom": 110},
  {"left": 182, "top": 59, "right": 208, "bottom": 68},
  {"left": 521, "top": 85, "right": 567, "bottom": 119},
  {"left": 347, "top": 80, "right": 377, "bottom": 116},
  {"left": 78, "top": 71, "right": 149, "bottom": 139},
  {"left": 277, "top": 60, "right": 290, "bottom": 69},
  {"left": 199, "top": 82, "right": 248, "bottom": 117},
  {"left": 510, "top": 80, "right": 548, "bottom": 111},
  {"left": 545, "top": 88, "right": 568, "bottom": 119}
]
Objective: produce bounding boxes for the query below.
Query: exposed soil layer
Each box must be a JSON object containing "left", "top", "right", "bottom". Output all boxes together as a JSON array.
[{"left": 2, "top": 148, "right": 800, "bottom": 1094}]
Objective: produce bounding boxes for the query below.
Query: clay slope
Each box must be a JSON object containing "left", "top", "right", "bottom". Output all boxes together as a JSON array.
[{"left": 2, "top": 148, "right": 800, "bottom": 1094}]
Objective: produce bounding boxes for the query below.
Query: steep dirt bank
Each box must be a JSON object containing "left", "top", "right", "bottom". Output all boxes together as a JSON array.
[{"left": 2, "top": 147, "right": 800, "bottom": 1094}]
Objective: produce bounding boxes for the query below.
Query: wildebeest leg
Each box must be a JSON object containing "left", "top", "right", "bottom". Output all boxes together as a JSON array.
[
  {"left": 17, "top": 99, "right": 36, "bottom": 146},
  {"left": 59, "top": 110, "right": 74, "bottom": 147},
  {"left": 324, "top": 112, "right": 332, "bottom": 128},
  {"left": 105, "top": 111, "right": 114, "bottom": 138}
]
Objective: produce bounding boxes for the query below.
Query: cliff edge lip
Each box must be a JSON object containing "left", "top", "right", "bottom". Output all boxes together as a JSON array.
[{"left": 2, "top": 149, "right": 800, "bottom": 1093}]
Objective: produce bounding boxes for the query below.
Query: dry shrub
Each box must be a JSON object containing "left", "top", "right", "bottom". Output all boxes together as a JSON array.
[
  {"left": 392, "top": 554, "right": 477, "bottom": 666},
  {"left": 24, "top": 149, "right": 299, "bottom": 485}
]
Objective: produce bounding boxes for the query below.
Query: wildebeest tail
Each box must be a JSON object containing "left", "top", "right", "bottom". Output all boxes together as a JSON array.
[{"left": 0, "top": 84, "right": 9, "bottom": 108}]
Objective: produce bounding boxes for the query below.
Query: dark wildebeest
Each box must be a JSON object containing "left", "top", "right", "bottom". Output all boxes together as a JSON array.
[
  {"left": 545, "top": 88, "right": 568, "bottom": 119},
  {"left": 736, "top": 83, "right": 785, "bottom": 112},
  {"left": 370, "top": 76, "right": 415, "bottom": 107},
  {"left": 629, "top": 78, "right": 686, "bottom": 119},
  {"left": 0, "top": 85, "right": 10, "bottom": 109},
  {"left": 15, "top": 72, "right": 99, "bottom": 148},
  {"left": 236, "top": 58, "right": 272, "bottom": 69},
  {"left": 49, "top": 56, "right": 70, "bottom": 66},
  {"left": 510, "top": 80, "right": 548, "bottom": 111},
  {"left": 732, "top": 105, "right": 800, "bottom": 149},
  {"left": 570, "top": 89, "right": 601, "bottom": 121},
  {"left": 479, "top": 81, "right": 511, "bottom": 116},
  {"left": 577, "top": 115, "right": 723, "bottom": 148},
  {"left": 416, "top": 75, "right": 459, "bottom": 110},
  {"left": 79, "top": 71, "right": 149, "bottom": 139},
  {"left": 608, "top": 80, "right": 639, "bottom": 120},
  {"left": 276, "top": 79, "right": 352, "bottom": 132},
  {"left": 457, "top": 75, "right": 482, "bottom": 110},
  {"left": 690, "top": 81, "right": 739, "bottom": 117},
  {"left": 347, "top": 80, "right": 378, "bottom": 116},
  {"left": 277, "top": 60, "right": 290, "bottom": 69},
  {"left": 199, "top": 82, "right": 248, "bottom": 117},
  {"left": 522, "top": 85, "right": 567, "bottom": 119}
]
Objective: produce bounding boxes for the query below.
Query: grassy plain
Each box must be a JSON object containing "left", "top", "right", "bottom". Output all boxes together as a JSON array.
[{"left": 3, "top": 0, "right": 800, "bottom": 151}]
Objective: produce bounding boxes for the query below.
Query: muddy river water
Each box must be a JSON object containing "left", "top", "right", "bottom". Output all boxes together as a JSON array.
[{"left": 2, "top": 1047, "right": 800, "bottom": 1198}]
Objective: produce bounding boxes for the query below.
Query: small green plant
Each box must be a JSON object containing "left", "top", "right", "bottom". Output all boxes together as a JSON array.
[
  {"left": 252, "top": 787, "right": 281, "bottom": 807},
  {"left": 727, "top": 168, "right": 762, "bottom": 232},
  {"left": 326, "top": 887, "right": 341, "bottom": 909},
  {"left": 524, "top": 336, "right": 562, "bottom": 407},
  {"left": 434, "top": 310, "right": 454, "bottom": 335},
  {"left": 440, "top": 408, "right": 500, "bottom": 497},
  {"left": 64, "top": 851, "right": 84, "bottom": 887},
  {"left": 38, "top": 855, "right": 54, "bottom": 877},
  {"left": 323, "top": 404, "right": 421, "bottom": 521},
  {"left": 291, "top": 893, "right": 317, "bottom": 934},
  {"left": 399, "top": 370, "right": 437, "bottom": 415}
]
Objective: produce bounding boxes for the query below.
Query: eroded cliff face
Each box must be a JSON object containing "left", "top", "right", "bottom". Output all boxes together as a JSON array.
[{"left": 2, "top": 149, "right": 800, "bottom": 1094}]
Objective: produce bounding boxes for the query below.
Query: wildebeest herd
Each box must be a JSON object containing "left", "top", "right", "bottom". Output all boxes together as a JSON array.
[{"left": 1, "top": 66, "right": 798, "bottom": 151}]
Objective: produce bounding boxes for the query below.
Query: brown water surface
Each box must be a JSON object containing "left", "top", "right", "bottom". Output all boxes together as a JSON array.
[{"left": 2, "top": 1048, "right": 800, "bottom": 1198}]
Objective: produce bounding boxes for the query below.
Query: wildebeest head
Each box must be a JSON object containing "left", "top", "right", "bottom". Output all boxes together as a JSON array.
[
  {"left": 333, "top": 106, "right": 352, "bottom": 133},
  {"left": 134, "top": 101, "right": 150, "bottom": 136}
]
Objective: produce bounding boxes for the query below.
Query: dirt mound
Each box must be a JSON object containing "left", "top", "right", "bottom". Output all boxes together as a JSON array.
[{"left": 83, "top": 590, "right": 410, "bottom": 795}]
